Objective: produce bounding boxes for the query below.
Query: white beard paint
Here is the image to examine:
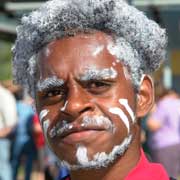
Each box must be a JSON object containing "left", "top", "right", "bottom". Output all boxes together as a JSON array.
[
  {"left": 59, "top": 134, "right": 132, "bottom": 170},
  {"left": 82, "top": 115, "right": 115, "bottom": 133},
  {"left": 76, "top": 144, "right": 89, "bottom": 165}
]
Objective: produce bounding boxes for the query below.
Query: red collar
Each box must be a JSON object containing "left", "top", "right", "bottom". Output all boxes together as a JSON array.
[
  {"left": 125, "top": 149, "right": 169, "bottom": 180},
  {"left": 61, "top": 149, "right": 169, "bottom": 180}
]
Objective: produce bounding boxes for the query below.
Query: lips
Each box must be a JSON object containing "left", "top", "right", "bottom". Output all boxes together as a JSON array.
[
  {"left": 48, "top": 115, "right": 114, "bottom": 142},
  {"left": 48, "top": 122, "right": 107, "bottom": 143},
  {"left": 60, "top": 125, "right": 106, "bottom": 144},
  {"left": 60, "top": 125, "right": 105, "bottom": 138}
]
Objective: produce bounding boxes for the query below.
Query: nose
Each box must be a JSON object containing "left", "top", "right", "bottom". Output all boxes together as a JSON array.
[{"left": 61, "top": 82, "right": 95, "bottom": 118}]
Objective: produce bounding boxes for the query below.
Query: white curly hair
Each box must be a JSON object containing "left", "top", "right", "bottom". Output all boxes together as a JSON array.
[{"left": 12, "top": 0, "right": 167, "bottom": 97}]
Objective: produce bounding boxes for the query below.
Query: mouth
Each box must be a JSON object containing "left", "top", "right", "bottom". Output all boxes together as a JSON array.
[
  {"left": 49, "top": 123, "right": 106, "bottom": 144},
  {"left": 48, "top": 115, "right": 114, "bottom": 143},
  {"left": 61, "top": 126, "right": 106, "bottom": 144}
]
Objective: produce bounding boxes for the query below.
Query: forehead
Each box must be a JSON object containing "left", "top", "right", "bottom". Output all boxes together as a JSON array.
[{"left": 37, "top": 31, "right": 123, "bottom": 79}]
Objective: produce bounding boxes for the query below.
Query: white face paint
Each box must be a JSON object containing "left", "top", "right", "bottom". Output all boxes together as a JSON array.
[
  {"left": 79, "top": 66, "right": 117, "bottom": 81},
  {"left": 107, "top": 42, "right": 119, "bottom": 57},
  {"left": 123, "top": 66, "right": 131, "bottom": 80},
  {"left": 76, "top": 145, "right": 89, "bottom": 165},
  {"left": 48, "top": 120, "right": 72, "bottom": 138},
  {"left": 60, "top": 101, "right": 68, "bottom": 111},
  {"left": 59, "top": 135, "right": 132, "bottom": 170},
  {"left": 39, "top": 109, "right": 49, "bottom": 123},
  {"left": 92, "top": 45, "right": 104, "bottom": 57},
  {"left": 44, "top": 46, "right": 51, "bottom": 57},
  {"left": 42, "top": 119, "right": 50, "bottom": 141},
  {"left": 119, "top": 99, "right": 135, "bottom": 123},
  {"left": 140, "top": 74, "right": 146, "bottom": 85},
  {"left": 109, "top": 107, "right": 130, "bottom": 133},
  {"left": 112, "top": 62, "right": 116, "bottom": 66},
  {"left": 82, "top": 115, "right": 115, "bottom": 133},
  {"left": 37, "top": 76, "right": 64, "bottom": 92}
]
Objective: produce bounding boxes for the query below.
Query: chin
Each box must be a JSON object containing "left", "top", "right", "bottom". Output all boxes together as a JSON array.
[{"left": 58, "top": 134, "right": 132, "bottom": 170}]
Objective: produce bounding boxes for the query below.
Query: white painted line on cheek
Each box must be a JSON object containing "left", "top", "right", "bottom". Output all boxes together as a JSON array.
[
  {"left": 119, "top": 99, "right": 135, "bottom": 123},
  {"left": 39, "top": 109, "right": 49, "bottom": 123},
  {"left": 60, "top": 101, "right": 68, "bottom": 111},
  {"left": 42, "top": 119, "right": 50, "bottom": 140},
  {"left": 109, "top": 107, "right": 130, "bottom": 133},
  {"left": 76, "top": 145, "right": 89, "bottom": 165}
]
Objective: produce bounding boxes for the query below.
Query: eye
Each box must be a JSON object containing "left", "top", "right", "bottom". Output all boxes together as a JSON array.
[
  {"left": 86, "top": 81, "right": 111, "bottom": 94},
  {"left": 37, "top": 87, "right": 67, "bottom": 105},
  {"left": 88, "top": 81, "right": 107, "bottom": 88},
  {"left": 45, "top": 89, "right": 65, "bottom": 98}
]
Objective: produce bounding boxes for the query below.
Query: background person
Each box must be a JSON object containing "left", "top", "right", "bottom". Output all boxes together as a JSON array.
[
  {"left": 11, "top": 90, "right": 37, "bottom": 180},
  {"left": 0, "top": 83, "right": 17, "bottom": 180},
  {"left": 147, "top": 85, "right": 180, "bottom": 178}
]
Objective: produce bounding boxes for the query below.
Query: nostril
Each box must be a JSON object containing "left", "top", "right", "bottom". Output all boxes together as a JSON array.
[{"left": 80, "top": 107, "right": 92, "bottom": 114}]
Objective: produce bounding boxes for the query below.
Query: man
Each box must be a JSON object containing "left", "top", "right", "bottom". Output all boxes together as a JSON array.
[
  {"left": 12, "top": 0, "right": 170, "bottom": 179},
  {"left": 0, "top": 83, "right": 17, "bottom": 180}
]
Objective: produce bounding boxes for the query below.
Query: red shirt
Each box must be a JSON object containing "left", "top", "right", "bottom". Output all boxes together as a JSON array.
[
  {"left": 33, "top": 114, "right": 45, "bottom": 148},
  {"left": 125, "top": 149, "right": 169, "bottom": 180},
  {"left": 60, "top": 149, "right": 169, "bottom": 180}
]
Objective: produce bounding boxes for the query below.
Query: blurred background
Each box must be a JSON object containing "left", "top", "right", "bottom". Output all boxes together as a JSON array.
[{"left": 0, "top": 0, "right": 179, "bottom": 180}]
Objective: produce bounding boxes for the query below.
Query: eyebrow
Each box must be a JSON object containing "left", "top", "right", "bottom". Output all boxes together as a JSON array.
[
  {"left": 79, "top": 67, "right": 118, "bottom": 81},
  {"left": 36, "top": 76, "right": 64, "bottom": 92}
]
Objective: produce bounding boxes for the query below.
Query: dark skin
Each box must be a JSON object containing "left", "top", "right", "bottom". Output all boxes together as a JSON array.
[{"left": 35, "top": 31, "right": 154, "bottom": 180}]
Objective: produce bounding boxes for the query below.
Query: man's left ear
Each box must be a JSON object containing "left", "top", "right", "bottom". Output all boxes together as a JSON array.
[{"left": 136, "top": 75, "right": 154, "bottom": 118}]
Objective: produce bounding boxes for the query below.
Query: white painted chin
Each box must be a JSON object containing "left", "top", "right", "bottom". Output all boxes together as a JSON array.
[{"left": 58, "top": 134, "right": 132, "bottom": 170}]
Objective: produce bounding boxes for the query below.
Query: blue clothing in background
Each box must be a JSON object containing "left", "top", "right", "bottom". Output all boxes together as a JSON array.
[{"left": 11, "top": 101, "right": 37, "bottom": 180}]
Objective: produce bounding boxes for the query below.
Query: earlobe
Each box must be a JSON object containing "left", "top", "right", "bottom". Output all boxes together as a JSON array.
[{"left": 136, "top": 75, "right": 154, "bottom": 118}]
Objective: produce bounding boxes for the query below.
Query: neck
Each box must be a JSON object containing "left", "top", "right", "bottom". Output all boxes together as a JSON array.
[{"left": 70, "top": 126, "right": 141, "bottom": 180}]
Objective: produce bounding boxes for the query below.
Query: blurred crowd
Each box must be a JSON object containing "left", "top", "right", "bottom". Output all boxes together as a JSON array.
[
  {"left": 0, "top": 80, "right": 180, "bottom": 180},
  {"left": 0, "top": 81, "right": 68, "bottom": 180}
]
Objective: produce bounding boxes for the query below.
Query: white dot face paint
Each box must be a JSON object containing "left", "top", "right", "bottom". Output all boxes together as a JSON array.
[
  {"left": 39, "top": 109, "right": 49, "bottom": 123},
  {"left": 112, "top": 62, "right": 116, "bottom": 66},
  {"left": 92, "top": 45, "right": 104, "bottom": 57},
  {"left": 109, "top": 107, "right": 130, "bottom": 133},
  {"left": 119, "top": 99, "right": 135, "bottom": 123},
  {"left": 60, "top": 101, "right": 68, "bottom": 111}
]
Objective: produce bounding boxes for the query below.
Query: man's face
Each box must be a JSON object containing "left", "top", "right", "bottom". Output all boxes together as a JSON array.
[{"left": 36, "top": 31, "right": 138, "bottom": 168}]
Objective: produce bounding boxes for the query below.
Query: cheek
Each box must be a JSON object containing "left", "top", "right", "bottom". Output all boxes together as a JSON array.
[{"left": 95, "top": 98, "right": 135, "bottom": 135}]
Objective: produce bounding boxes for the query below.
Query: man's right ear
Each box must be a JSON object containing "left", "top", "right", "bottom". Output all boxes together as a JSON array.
[{"left": 136, "top": 75, "right": 154, "bottom": 118}]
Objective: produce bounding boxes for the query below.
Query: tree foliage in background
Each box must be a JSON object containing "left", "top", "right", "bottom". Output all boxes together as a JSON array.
[{"left": 0, "top": 41, "right": 12, "bottom": 81}]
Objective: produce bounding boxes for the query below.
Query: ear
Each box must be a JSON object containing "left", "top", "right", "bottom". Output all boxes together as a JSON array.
[{"left": 136, "top": 75, "right": 154, "bottom": 118}]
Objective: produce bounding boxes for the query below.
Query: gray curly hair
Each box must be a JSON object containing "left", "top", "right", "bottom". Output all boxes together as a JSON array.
[{"left": 12, "top": 0, "right": 167, "bottom": 97}]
